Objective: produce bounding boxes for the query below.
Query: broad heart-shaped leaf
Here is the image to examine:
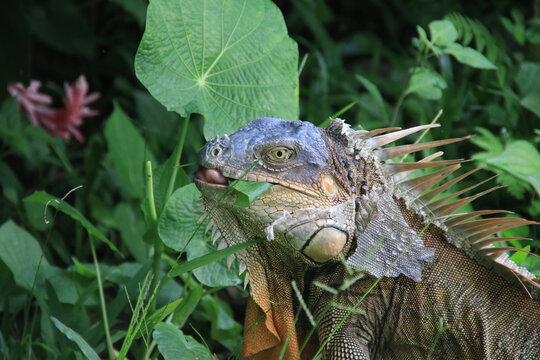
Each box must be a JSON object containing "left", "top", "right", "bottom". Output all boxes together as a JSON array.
[{"left": 135, "top": 0, "right": 299, "bottom": 140}]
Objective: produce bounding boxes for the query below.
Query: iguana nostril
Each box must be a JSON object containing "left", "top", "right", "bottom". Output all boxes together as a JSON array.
[{"left": 212, "top": 148, "right": 221, "bottom": 156}]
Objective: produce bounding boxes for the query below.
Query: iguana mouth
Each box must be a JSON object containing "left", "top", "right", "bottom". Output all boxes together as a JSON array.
[
  {"left": 195, "top": 164, "right": 322, "bottom": 198},
  {"left": 193, "top": 167, "right": 229, "bottom": 187}
]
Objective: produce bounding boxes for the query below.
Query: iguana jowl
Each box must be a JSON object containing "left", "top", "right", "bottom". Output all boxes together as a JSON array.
[{"left": 194, "top": 117, "right": 540, "bottom": 359}]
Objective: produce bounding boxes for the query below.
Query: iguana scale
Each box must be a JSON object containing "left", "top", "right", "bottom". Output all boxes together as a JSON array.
[{"left": 194, "top": 117, "right": 540, "bottom": 359}]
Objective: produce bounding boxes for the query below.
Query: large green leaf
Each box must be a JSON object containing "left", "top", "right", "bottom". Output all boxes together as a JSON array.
[
  {"left": 520, "top": 92, "right": 540, "bottom": 119},
  {"left": 153, "top": 322, "right": 213, "bottom": 360},
  {"left": 104, "top": 102, "right": 156, "bottom": 200},
  {"left": 443, "top": 43, "right": 496, "bottom": 69},
  {"left": 135, "top": 0, "right": 299, "bottom": 139},
  {"left": 515, "top": 62, "right": 540, "bottom": 94},
  {"left": 230, "top": 180, "right": 273, "bottom": 207},
  {"left": 50, "top": 317, "right": 100, "bottom": 360},
  {"left": 406, "top": 68, "right": 447, "bottom": 100},
  {"left": 487, "top": 140, "right": 540, "bottom": 197},
  {"left": 158, "top": 184, "right": 241, "bottom": 287},
  {"left": 0, "top": 220, "right": 48, "bottom": 290},
  {"left": 0, "top": 221, "right": 79, "bottom": 304},
  {"left": 24, "top": 191, "right": 120, "bottom": 254},
  {"left": 429, "top": 20, "right": 458, "bottom": 46}
]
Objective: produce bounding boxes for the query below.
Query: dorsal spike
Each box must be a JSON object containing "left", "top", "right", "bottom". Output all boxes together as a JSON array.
[
  {"left": 401, "top": 164, "right": 461, "bottom": 194},
  {"left": 385, "top": 159, "right": 464, "bottom": 174},
  {"left": 465, "top": 219, "right": 539, "bottom": 243},
  {"left": 520, "top": 275, "right": 540, "bottom": 289},
  {"left": 480, "top": 246, "right": 536, "bottom": 257},
  {"left": 420, "top": 168, "right": 481, "bottom": 203},
  {"left": 427, "top": 175, "right": 498, "bottom": 210},
  {"left": 367, "top": 124, "right": 440, "bottom": 148},
  {"left": 474, "top": 237, "right": 531, "bottom": 247},
  {"left": 430, "top": 185, "right": 505, "bottom": 216},
  {"left": 376, "top": 136, "right": 471, "bottom": 161},
  {"left": 455, "top": 217, "right": 526, "bottom": 234},
  {"left": 445, "top": 210, "right": 512, "bottom": 228},
  {"left": 362, "top": 127, "right": 402, "bottom": 139},
  {"left": 392, "top": 151, "right": 444, "bottom": 182}
]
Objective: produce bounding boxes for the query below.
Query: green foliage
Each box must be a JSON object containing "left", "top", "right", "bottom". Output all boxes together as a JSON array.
[
  {"left": 1, "top": 1, "right": 539, "bottom": 359},
  {"left": 104, "top": 102, "right": 156, "bottom": 200},
  {"left": 158, "top": 184, "right": 241, "bottom": 287},
  {"left": 153, "top": 322, "right": 213, "bottom": 360},
  {"left": 135, "top": 0, "right": 299, "bottom": 139},
  {"left": 25, "top": 191, "right": 120, "bottom": 254},
  {"left": 0, "top": 220, "right": 47, "bottom": 291},
  {"left": 472, "top": 132, "right": 540, "bottom": 199},
  {"left": 406, "top": 68, "right": 447, "bottom": 100},
  {"left": 50, "top": 317, "right": 100, "bottom": 360},
  {"left": 444, "top": 13, "right": 500, "bottom": 61}
]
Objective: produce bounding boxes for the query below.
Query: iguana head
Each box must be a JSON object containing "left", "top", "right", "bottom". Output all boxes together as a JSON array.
[{"left": 195, "top": 117, "right": 362, "bottom": 265}]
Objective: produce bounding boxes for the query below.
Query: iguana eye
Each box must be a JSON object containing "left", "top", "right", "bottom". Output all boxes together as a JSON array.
[{"left": 269, "top": 147, "right": 292, "bottom": 160}]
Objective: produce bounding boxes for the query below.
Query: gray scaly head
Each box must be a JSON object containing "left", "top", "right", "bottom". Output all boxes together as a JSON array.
[{"left": 195, "top": 117, "right": 355, "bottom": 267}]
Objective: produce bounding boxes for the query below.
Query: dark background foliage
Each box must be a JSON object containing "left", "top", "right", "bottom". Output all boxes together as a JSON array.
[{"left": 1, "top": 0, "right": 539, "bottom": 358}]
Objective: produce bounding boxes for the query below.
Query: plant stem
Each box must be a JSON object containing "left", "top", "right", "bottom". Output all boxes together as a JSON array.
[
  {"left": 390, "top": 91, "right": 407, "bottom": 127},
  {"left": 146, "top": 161, "right": 161, "bottom": 312},
  {"left": 164, "top": 113, "right": 191, "bottom": 204},
  {"left": 90, "top": 236, "right": 115, "bottom": 360},
  {"left": 148, "top": 113, "right": 190, "bottom": 312},
  {"left": 146, "top": 161, "right": 158, "bottom": 222}
]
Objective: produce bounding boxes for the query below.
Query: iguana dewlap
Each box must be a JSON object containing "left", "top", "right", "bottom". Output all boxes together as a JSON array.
[{"left": 194, "top": 117, "right": 540, "bottom": 360}]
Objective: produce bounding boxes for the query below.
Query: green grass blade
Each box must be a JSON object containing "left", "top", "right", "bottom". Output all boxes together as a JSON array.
[{"left": 169, "top": 239, "right": 261, "bottom": 277}]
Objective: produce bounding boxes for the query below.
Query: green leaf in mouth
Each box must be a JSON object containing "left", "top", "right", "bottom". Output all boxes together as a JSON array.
[{"left": 230, "top": 180, "right": 273, "bottom": 207}]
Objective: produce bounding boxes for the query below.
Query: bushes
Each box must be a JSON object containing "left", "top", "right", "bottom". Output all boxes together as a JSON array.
[{"left": 0, "top": 0, "right": 538, "bottom": 358}]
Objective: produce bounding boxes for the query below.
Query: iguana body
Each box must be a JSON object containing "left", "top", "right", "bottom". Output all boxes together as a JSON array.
[{"left": 194, "top": 117, "right": 540, "bottom": 359}]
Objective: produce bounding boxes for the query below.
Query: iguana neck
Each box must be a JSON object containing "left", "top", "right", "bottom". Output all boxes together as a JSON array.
[{"left": 242, "top": 240, "right": 319, "bottom": 359}]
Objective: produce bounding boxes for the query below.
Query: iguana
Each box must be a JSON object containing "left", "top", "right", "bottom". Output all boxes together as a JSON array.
[{"left": 193, "top": 117, "right": 540, "bottom": 359}]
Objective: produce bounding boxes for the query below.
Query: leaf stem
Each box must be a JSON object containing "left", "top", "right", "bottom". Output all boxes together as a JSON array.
[
  {"left": 164, "top": 113, "right": 191, "bottom": 205},
  {"left": 146, "top": 161, "right": 158, "bottom": 222},
  {"left": 146, "top": 161, "right": 162, "bottom": 312},
  {"left": 90, "top": 236, "right": 115, "bottom": 360}
]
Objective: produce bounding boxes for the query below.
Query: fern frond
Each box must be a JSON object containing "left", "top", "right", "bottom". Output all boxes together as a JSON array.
[{"left": 444, "top": 12, "right": 500, "bottom": 62}]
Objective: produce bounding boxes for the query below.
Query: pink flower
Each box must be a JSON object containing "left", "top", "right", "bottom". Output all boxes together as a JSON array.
[{"left": 7, "top": 75, "right": 100, "bottom": 142}]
